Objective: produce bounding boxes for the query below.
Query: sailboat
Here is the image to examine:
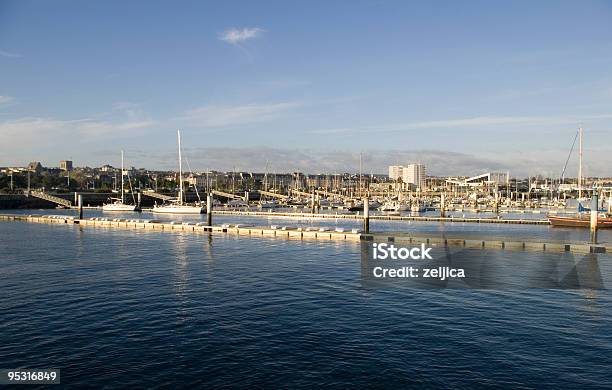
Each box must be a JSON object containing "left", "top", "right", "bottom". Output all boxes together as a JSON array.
[
  {"left": 548, "top": 127, "right": 611, "bottom": 228},
  {"left": 380, "top": 200, "right": 409, "bottom": 212},
  {"left": 152, "top": 130, "right": 205, "bottom": 214},
  {"left": 102, "top": 150, "right": 140, "bottom": 212}
]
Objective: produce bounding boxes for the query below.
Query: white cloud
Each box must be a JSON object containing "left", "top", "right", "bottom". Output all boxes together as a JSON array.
[
  {"left": 112, "top": 101, "right": 141, "bottom": 110},
  {"left": 181, "top": 102, "right": 299, "bottom": 128},
  {"left": 0, "top": 116, "right": 154, "bottom": 146},
  {"left": 402, "top": 114, "right": 612, "bottom": 129},
  {"left": 0, "top": 49, "right": 22, "bottom": 58},
  {"left": 0, "top": 96, "right": 15, "bottom": 104},
  {"left": 309, "top": 114, "right": 612, "bottom": 134},
  {"left": 219, "top": 27, "right": 263, "bottom": 44}
]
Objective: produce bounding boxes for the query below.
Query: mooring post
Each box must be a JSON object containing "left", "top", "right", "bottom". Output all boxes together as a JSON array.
[
  {"left": 137, "top": 192, "right": 142, "bottom": 209},
  {"left": 78, "top": 194, "right": 83, "bottom": 220},
  {"left": 363, "top": 196, "right": 370, "bottom": 233},
  {"left": 74, "top": 191, "right": 78, "bottom": 206},
  {"left": 311, "top": 191, "right": 316, "bottom": 214},
  {"left": 494, "top": 191, "right": 499, "bottom": 214},
  {"left": 206, "top": 193, "right": 213, "bottom": 226},
  {"left": 590, "top": 194, "right": 598, "bottom": 244},
  {"left": 440, "top": 192, "right": 446, "bottom": 217}
]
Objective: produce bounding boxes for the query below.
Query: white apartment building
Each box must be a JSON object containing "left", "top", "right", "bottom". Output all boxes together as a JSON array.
[
  {"left": 388, "top": 163, "right": 426, "bottom": 189},
  {"left": 388, "top": 165, "right": 404, "bottom": 180}
]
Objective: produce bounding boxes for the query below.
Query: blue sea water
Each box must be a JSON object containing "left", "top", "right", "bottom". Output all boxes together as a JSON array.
[
  {"left": 1, "top": 219, "right": 612, "bottom": 388},
  {"left": 4, "top": 208, "right": 612, "bottom": 243}
]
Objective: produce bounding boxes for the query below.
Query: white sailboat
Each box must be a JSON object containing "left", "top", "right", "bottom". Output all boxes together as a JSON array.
[
  {"left": 102, "top": 150, "right": 139, "bottom": 212},
  {"left": 152, "top": 130, "right": 205, "bottom": 214},
  {"left": 380, "top": 200, "right": 409, "bottom": 212}
]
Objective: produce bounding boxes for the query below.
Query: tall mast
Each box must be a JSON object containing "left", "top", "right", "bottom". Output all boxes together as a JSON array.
[
  {"left": 578, "top": 127, "right": 583, "bottom": 200},
  {"left": 359, "top": 152, "right": 363, "bottom": 198},
  {"left": 178, "top": 129, "right": 184, "bottom": 205},
  {"left": 121, "top": 150, "right": 125, "bottom": 204}
]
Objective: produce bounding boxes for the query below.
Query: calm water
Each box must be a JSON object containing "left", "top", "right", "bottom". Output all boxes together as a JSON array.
[
  {"left": 1, "top": 218, "right": 612, "bottom": 388},
  {"left": 4, "top": 208, "right": 612, "bottom": 243}
]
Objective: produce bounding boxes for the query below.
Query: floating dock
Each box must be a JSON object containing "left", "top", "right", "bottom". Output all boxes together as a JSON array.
[
  {"left": 1, "top": 214, "right": 609, "bottom": 255},
  {"left": 206, "top": 210, "right": 551, "bottom": 225}
]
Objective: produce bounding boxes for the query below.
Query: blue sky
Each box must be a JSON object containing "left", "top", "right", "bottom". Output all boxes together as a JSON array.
[{"left": 1, "top": 0, "right": 612, "bottom": 176}]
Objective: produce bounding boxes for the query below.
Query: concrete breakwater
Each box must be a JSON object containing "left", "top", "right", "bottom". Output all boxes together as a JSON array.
[{"left": 1, "top": 214, "right": 609, "bottom": 255}]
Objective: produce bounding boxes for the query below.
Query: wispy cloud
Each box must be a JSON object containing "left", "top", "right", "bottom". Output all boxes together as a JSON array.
[
  {"left": 180, "top": 102, "right": 300, "bottom": 128},
  {"left": 112, "top": 101, "right": 141, "bottom": 110},
  {"left": 0, "top": 116, "right": 154, "bottom": 147},
  {"left": 219, "top": 27, "right": 263, "bottom": 45},
  {"left": 0, "top": 96, "right": 15, "bottom": 104},
  {"left": 0, "top": 49, "right": 22, "bottom": 58},
  {"left": 309, "top": 114, "right": 612, "bottom": 135},
  {"left": 135, "top": 145, "right": 611, "bottom": 177},
  {"left": 140, "top": 146, "right": 510, "bottom": 176}
]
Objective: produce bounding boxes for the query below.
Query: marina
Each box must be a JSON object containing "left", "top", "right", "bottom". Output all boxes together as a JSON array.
[
  {"left": 3, "top": 2, "right": 612, "bottom": 387},
  {"left": 2, "top": 212, "right": 610, "bottom": 254}
]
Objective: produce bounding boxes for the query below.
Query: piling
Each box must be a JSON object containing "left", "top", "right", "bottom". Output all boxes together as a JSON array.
[
  {"left": 494, "top": 191, "right": 499, "bottom": 214},
  {"left": 74, "top": 192, "right": 78, "bottom": 206},
  {"left": 207, "top": 193, "right": 213, "bottom": 226},
  {"left": 78, "top": 194, "right": 83, "bottom": 220},
  {"left": 591, "top": 194, "right": 598, "bottom": 244},
  {"left": 363, "top": 196, "right": 370, "bottom": 233},
  {"left": 311, "top": 191, "right": 316, "bottom": 214},
  {"left": 244, "top": 191, "right": 249, "bottom": 202},
  {"left": 137, "top": 192, "right": 142, "bottom": 209},
  {"left": 440, "top": 192, "right": 445, "bottom": 217}
]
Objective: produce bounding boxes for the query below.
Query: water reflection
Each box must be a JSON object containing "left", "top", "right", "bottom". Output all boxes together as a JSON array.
[
  {"left": 360, "top": 240, "right": 608, "bottom": 290},
  {"left": 173, "top": 233, "right": 189, "bottom": 305},
  {"left": 5, "top": 208, "right": 612, "bottom": 243}
]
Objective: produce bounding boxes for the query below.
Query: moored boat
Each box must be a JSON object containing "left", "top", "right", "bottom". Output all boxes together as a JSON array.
[
  {"left": 548, "top": 214, "right": 612, "bottom": 228},
  {"left": 103, "top": 201, "right": 139, "bottom": 212},
  {"left": 152, "top": 130, "right": 205, "bottom": 215},
  {"left": 102, "top": 150, "right": 140, "bottom": 212}
]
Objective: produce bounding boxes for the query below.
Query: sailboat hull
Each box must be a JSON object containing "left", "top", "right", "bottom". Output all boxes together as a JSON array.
[
  {"left": 102, "top": 203, "right": 139, "bottom": 212},
  {"left": 549, "top": 215, "right": 612, "bottom": 228},
  {"left": 152, "top": 205, "right": 205, "bottom": 214}
]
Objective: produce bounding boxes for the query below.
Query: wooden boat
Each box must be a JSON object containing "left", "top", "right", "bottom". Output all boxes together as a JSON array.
[{"left": 548, "top": 215, "right": 612, "bottom": 228}]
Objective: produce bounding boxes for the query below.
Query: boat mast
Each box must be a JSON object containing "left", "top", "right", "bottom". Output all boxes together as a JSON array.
[
  {"left": 578, "top": 127, "right": 583, "bottom": 200},
  {"left": 359, "top": 152, "right": 363, "bottom": 198},
  {"left": 121, "top": 150, "right": 125, "bottom": 204},
  {"left": 178, "top": 129, "right": 184, "bottom": 205}
]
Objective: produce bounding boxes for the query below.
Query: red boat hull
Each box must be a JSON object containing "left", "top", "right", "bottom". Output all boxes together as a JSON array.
[{"left": 548, "top": 215, "right": 612, "bottom": 228}]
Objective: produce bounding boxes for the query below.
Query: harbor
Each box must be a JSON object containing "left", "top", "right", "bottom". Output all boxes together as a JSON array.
[
  {"left": 2, "top": 212, "right": 610, "bottom": 254},
  {"left": 3, "top": 2, "right": 612, "bottom": 387}
]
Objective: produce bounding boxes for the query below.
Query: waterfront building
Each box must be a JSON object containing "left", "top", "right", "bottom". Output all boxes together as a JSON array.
[
  {"left": 187, "top": 174, "right": 208, "bottom": 188},
  {"left": 100, "top": 164, "right": 116, "bottom": 173},
  {"left": 27, "top": 161, "right": 43, "bottom": 173},
  {"left": 388, "top": 165, "right": 403, "bottom": 181},
  {"left": 60, "top": 160, "right": 73, "bottom": 171},
  {"left": 445, "top": 172, "right": 509, "bottom": 188},
  {"left": 401, "top": 164, "right": 426, "bottom": 190}
]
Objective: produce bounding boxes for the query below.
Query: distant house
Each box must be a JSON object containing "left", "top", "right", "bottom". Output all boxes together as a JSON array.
[
  {"left": 60, "top": 160, "right": 73, "bottom": 171},
  {"left": 27, "top": 161, "right": 43, "bottom": 173}
]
